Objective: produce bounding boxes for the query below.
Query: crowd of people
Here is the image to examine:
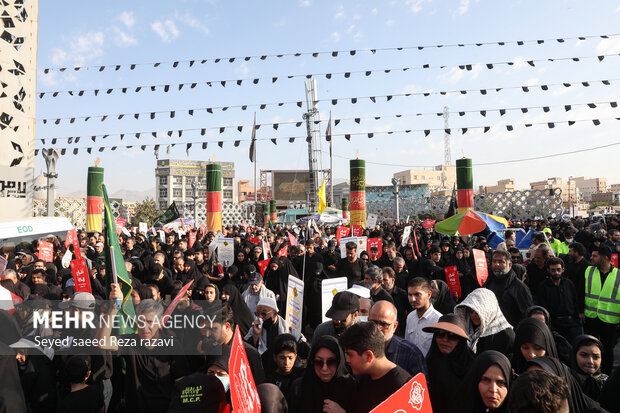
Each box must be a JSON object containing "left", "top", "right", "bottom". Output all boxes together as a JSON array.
[{"left": 1, "top": 215, "right": 619, "bottom": 412}]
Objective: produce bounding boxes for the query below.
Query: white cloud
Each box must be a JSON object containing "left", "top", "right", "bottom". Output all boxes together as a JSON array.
[
  {"left": 334, "top": 9, "right": 345, "bottom": 19},
  {"left": 524, "top": 77, "right": 540, "bottom": 86},
  {"left": 174, "top": 11, "right": 210, "bottom": 36},
  {"left": 405, "top": 0, "right": 431, "bottom": 14},
  {"left": 468, "top": 63, "right": 482, "bottom": 79},
  {"left": 331, "top": 32, "right": 341, "bottom": 42},
  {"left": 151, "top": 20, "right": 180, "bottom": 43},
  {"left": 575, "top": 39, "right": 584, "bottom": 47},
  {"left": 511, "top": 56, "right": 526, "bottom": 70},
  {"left": 39, "top": 70, "right": 59, "bottom": 87},
  {"left": 51, "top": 48, "right": 67, "bottom": 65},
  {"left": 118, "top": 11, "right": 135, "bottom": 28},
  {"left": 346, "top": 24, "right": 355, "bottom": 34},
  {"left": 385, "top": 19, "right": 395, "bottom": 27},
  {"left": 353, "top": 14, "right": 361, "bottom": 20},
  {"left": 456, "top": 0, "right": 470, "bottom": 15},
  {"left": 401, "top": 84, "right": 419, "bottom": 94},
  {"left": 51, "top": 32, "right": 105, "bottom": 66},
  {"left": 299, "top": 0, "right": 311, "bottom": 7},
  {"left": 371, "top": 8, "right": 378, "bottom": 15},
  {"left": 235, "top": 62, "right": 251, "bottom": 76},
  {"left": 112, "top": 27, "right": 137, "bottom": 47},
  {"left": 616, "top": 6, "right": 620, "bottom": 12},
  {"left": 596, "top": 38, "right": 620, "bottom": 55}
]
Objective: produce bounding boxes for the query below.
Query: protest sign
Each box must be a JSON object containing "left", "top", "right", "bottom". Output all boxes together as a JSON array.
[
  {"left": 257, "top": 259, "right": 269, "bottom": 276},
  {"left": 188, "top": 231, "right": 197, "bottom": 249},
  {"left": 37, "top": 240, "right": 54, "bottom": 262},
  {"left": 444, "top": 265, "right": 462, "bottom": 301},
  {"left": 229, "top": 326, "right": 261, "bottom": 413},
  {"left": 285, "top": 275, "right": 304, "bottom": 338},
  {"left": 321, "top": 277, "right": 348, "bottom": 323},
  {"left": 70, "top": 258, "right": 92, "bottom": 294},
  {"left": 367, "top": 237, "right": 383, "bottom": 258},
  {"left": 401, "top": 226, "right": 412, "bottom": 247},
  {"left": 369, "top": 373, "right": 432, "bottom": 413},
  {"left": 139, "top": 222, "right": 148, "bottom": 234},
  {"left": 336, "top": 226, "right": 351, "bottom": 242},
  {"left": 65, "top": 229, "right": 82, "bottom": 258},
  {"left": 61, "top": 249, "right": 73, "bottom": 268},
  {"left": 351, "top": 225, "right": 363, "bottom": 237},
  {"left": 287, "top": 232, "right": 298, "bottom": 246},
  {"left": 115, "top": 217, "right": 126, "bottom": 227},
  {"left": 277, "top": 246, "right": 288, "bottom": 257},
  {"left": 422, "top": 219, "right": 435, "bottom": 229},
  {"left": 339, "top": 236, "right": 367, "bottom": 258},
  {"left": 473, "top": 249, "right": 489, "bottom": 287},
  {"left": 366, "top": 213, "right": 378, "bottom": 228},
  {"left": 249, "top": 237, "right": 261, "bottom": 246},
  {"left": 216, "top": 238, "right": 235, "bottom": 267}
]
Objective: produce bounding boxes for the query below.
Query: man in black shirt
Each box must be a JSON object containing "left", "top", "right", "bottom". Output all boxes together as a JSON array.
[
  {"left": 563, "top": 242, "right": 589, "bottom": 319},
  {"left": 336, "top": 241, "right": 367, "bottom": 287},
  {"left": 381, "top": 267, "right": 410, "bottom": 337},
  {"left": 341, "top": 322, "right": 412, "bottom": 413},
  {"left": 363, "top": 265, "right": 394, "bottom": 304},
  {"left": 537, "top": 257, "right": 581, "bottom": 343}
]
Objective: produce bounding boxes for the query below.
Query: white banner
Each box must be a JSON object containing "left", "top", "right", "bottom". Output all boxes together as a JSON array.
[
  {"left": 366, "top": 213, "right": 378, "bottom": 228},
  {"left": 285, "top": 274, "right": 304, "bottom": 338},
  {"left": 401, "top": 226, "right": 412, "bottom": 247},
  {"left": 159, "top": 230, "right": 165, "bottom": 244},
  {"left": 217, "top": 238, "right": 235, "bottom": 267},
  {"left": 139, "top": 222, "right": 148, "bottom": 234},
  {"left": 321, "top": 277, "right": 349, "bottom": 322},
  {"left": 339, "top": 236, "right": 368, "bottom": 258}
]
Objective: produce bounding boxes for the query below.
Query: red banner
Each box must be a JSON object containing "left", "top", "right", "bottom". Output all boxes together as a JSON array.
[
  {"left": 241, "top": 221, "right": 249, "bottom": 232},
  {"left": 370, "top": 373, "right": 432, "bottom": 413},
  {"left": 188, "top": 231, "right": 197, "bottom": 249},
  {"left": 65, "top": 229, "right": 82, "bottom": 259},
  {"left": 161, "top": 279, "right": 194, "bottom": 327},
  {"left": 612, "top": 253, "right": 618, "bottom": 268},
  {"left": 351, "top": 225, "right": 363, "bottom": 237},
  {"left": 249, "top": 237, "right": 262, "bottom": 246},
  {"left": 367, "top": 238, "right": 383, "bottom": 258},
  {"left": 70, "top": 258, "right": 92, "bottom": 294},
  {"left": 473, "top": 249, "right": 489, "bottom": 287},
  {"left": 422, "top": 219, "right": 435, "bottom": 229},
  {"left": 115, "top": 217, "right": 127, "bottom": 227},
  {"left": 277, "top": 246, "right": 288, "bottom": 258},
  {"left": 257, "top": 259, "right": 270, "bottom": 276},
  {"left": 199, "top": 223, "right": 206, "bottom": 236},
  {"left": 37, "top": 240, "right": 54, "bottom": 262},
  {"left": 287, "top": 232, "right": 298, "bottom": 246},
  {"left": 229, "top": 326, "right": 261, "bottom": 413},
  {"left": 336, "top": 226, "right": 351, "bottom": 241},
  {"left": 444, "top": 265, "right": 462, "bottom": 301}
]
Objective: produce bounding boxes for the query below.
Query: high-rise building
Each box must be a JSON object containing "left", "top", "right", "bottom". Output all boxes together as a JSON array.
[
  {"left": 155, "top": 159, "right": 236, "bottom": 210},
  {"left": 393, "top": 164, "right": 456, "bottom": 190},
  {"left": 572, "top": 176, "right": 607, "bottom": 202}
]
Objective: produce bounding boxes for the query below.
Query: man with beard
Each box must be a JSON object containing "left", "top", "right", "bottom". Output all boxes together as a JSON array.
[
  {"left": 526, "top": 245, "right": 551, "bottom": 298},
  {"left": 392, "top": 257, "right": 410, "bottom": 290},
  {"left": 563, "top": 242, "right": 589, "bottom": 320},
  {"left": 311, "top": 291, "right": 360, "bottom": 346},
  {"left": 336, "top": 241, "right": 367, "bottom": 287},
  {"left": 405, "top": 277, "right": 441, "bottom": 356},
  {"left": 484, "top": 249, "right": 533, "bottom": 327},
  {"left": 537, "top": 257, "right": 581, "bottom": 343},
  {"left": 197, "top": 305, "right": 265, "bottom": 384},
  {"left": 376, "top": 242, "right": 400, "bottom": 268},
  {"left": 363, "top": 265, "right": 393, "bottom": 304},
  {"left": 381, "top": 267, "right": 410, "bottom": 337}
]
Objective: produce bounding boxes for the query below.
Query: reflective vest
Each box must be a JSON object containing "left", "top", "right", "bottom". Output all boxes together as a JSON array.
[{"left": 584, "top": 266, "right": 620, "bottom": 324}]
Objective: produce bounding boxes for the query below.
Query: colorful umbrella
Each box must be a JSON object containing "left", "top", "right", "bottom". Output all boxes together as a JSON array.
[{"left": 435, "top": 210, "right": 508, "bottom": 236}]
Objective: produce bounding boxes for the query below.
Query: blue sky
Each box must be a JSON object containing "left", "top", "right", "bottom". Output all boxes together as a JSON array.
[{"left": 35, "top": 1, "right": 620, "bottom": 198}]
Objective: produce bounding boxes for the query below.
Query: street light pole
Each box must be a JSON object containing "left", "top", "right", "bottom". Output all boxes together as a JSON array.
[
  {"left": 42, "top": 149, "right": 59, "bottom": 217},
  {"left": 392, "top": 177, "right": 401, "bottom": 223},
  {"left": 191, "top": 177, "right": 198, "bottom": 225}
]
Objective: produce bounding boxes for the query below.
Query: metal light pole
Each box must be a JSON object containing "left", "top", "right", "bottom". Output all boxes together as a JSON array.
[
  {"left": 191, "top": 177, "right": 198, "bottom": 225},
  {"left": 392, "top": 177, "right": 401, "bottom": 223},
  {"left": 42, "top": 149, "right": 59, "bottom": 217},
  {"left": 568, "top": 176, "right": 573, "bottom": 218}
]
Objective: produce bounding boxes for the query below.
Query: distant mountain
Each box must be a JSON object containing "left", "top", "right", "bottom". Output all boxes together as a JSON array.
[{"left": 58, "top": 188, "right": 156, "bottom": 202}]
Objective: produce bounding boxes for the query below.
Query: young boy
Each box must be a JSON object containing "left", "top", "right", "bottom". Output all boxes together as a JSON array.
[
  {"left": 56, "top": 356, "right": 105, "bottom": 413},
  {"left": 341, "top": 322, "right": 412, "bottom": 413},
  {"left": 266, "top": 334, "right": 304, "bottom": 399}
]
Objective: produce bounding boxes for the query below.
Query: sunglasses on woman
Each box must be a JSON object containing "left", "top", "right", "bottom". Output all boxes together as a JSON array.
[
  {"left": 312, "top": 358, "right": 338, "bottom": 368},
  {"left": 435, "top": 331, "right": 459, "bottom": 340}
]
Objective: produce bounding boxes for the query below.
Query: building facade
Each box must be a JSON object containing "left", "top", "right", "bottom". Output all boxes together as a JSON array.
[
  {"left": 479, "top": 179, "right": 516, "bottom": 194},
  {"left": 572, "top": 177, "right": 607, "bottom": 202},
  {"left": 529, "top": 177, "right": 579, "bottom": 204},
  {"left": 393, "top": 164, "right": 456, "bottom": 191},
  {"left": 155, "top": 159, "right": 236, "bottom": 210}
]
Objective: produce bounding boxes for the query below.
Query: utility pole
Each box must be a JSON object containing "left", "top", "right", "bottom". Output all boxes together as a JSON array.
[
  {"left": 191, "top": 177, "right": 198, "bottom": 224},
  {"left": 392, "top": 177, "right": 401, "bottom": 223},
  {"left": 42, "top": 149, "right": 59, "bottom": 217},
  {"left": 443, "top": 106, "right": 451, "bottom": 165},
  {"left": 303, "top": 80, "right": 321, "bottom": 212}
]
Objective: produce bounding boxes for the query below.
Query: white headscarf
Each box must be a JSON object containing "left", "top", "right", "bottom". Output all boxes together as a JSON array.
[{"left": 455, "top": 288, "right": 513, "bottom": 353}]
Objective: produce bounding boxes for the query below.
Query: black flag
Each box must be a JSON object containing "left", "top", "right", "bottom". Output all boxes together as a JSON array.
[
  {"left": 249, "top": 113, "right": 257, "bottom": 162},
  {"left": 153, "top": 202, "right": 180, "bottom": 227}
]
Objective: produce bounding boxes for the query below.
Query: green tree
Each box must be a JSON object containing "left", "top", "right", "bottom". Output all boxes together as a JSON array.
[{"left": 131, "top": 197, "right": 160, "bottom": 226}]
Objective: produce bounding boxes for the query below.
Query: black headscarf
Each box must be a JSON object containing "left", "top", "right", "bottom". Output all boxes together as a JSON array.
[
  {"left": 264, "top": 257, "right": 288, "bottom": 301},
  {"left": 432, "top": 279, "right": 456, "bottom": 314},
  {"left": 570, "top": 335, "right": 606, "bottom": 402},
  {"left": 526, "top": 356, "right": 605, "bottom": 413},
  {"left": 257, "top": 383, "right": 288, "bottom": 413},
  {"left": 455, "top": 350, "right": 512, "bottom": 413},
  {"left": 426, "top": 315, "right": 475, "bottom": 413},
  {"left": 181, "top": 259, "right": 202, "bottom": 285},
  {"left": 221, "top": 284, "right": 253, "bottom": 337},
  {"left": 511, "top": 317, "right": 558, "bottom": 374},
  {"left": 297, "top": 336, "right": 355, "bottom": 413}
]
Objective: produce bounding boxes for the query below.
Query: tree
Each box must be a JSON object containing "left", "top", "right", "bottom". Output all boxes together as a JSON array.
[{"left": 131, "top": 197, "right": 160, "bottom": 227}]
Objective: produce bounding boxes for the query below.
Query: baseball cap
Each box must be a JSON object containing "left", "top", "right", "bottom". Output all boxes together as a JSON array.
[
  {"left": 325, "top": 291, "right": 360, "bottom": 321},
  {"left": 346, "top": 284, "right": 371, "bottom": 299},
  {"left": 59, "top": 292, "right": 96, "bottom": 310},
  {"left": 248, "top": 271, "right": 262, "bottom": 285},
  {"left": 168, "top": 373, "right": 227, "bottom": 413}
]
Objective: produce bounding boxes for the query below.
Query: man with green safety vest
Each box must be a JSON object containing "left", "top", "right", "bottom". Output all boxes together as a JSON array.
[{"left": 584, "top": 245, "right": 620, "bottom": 374}]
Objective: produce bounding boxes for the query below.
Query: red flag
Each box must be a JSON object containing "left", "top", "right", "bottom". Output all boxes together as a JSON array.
[
  {"left": 444, "top": 265, "right": 461, "bottom": 301},
  {"left": 336, "top": 226, "right": 351, "bottom": 241},
  {"left": 257, "top": 259, "right": 270, "bottom": 276},
  {"left": 188, "top": 231, "right": 197, "bottom": 248},
  {"left": 287, "top": 232, "right": 298, "bottom": 246},
  {"left": 473, "top": 249, "right": 489, "bottom": 287},
  {"left": 367, "top": 238, "right": 383, "bottom": 258},
  {"left": 612, "top": 253, "right": 618, "bottom": 268},
  {"left": 161, "top": 280, "right": 194, "bottom": 327},
  {"left": 70, "top": 258, "right": 92, "bottom": 294},
  {"left": 422, "top": 219, "right": 435, "bottom": 229},
  {"left": 229, "top": 326, "right": 261, "bottom": 412},
  {"left": 37, "top": 240, "right": 54, "bottom": 262},
  {"left": 351, "top": 225, "right": 363, "bottom": 237},
  {"left": 277, "top": 246, "right": 288, "bottom": 257},
  {"left": 370, "top": 373, "right": 432, "bottom": 413},
  {"left": 249, "top": 237, "right": 262, "bottom": 246},
  {"left": 65, "top": 229, "right": 82, "bottom": 259},
  {"left": 199, "top": 223, "right": 206, "bottom": 236},
  {"left": 115, "top": 217, "right": 127, "bottom": 227}
]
